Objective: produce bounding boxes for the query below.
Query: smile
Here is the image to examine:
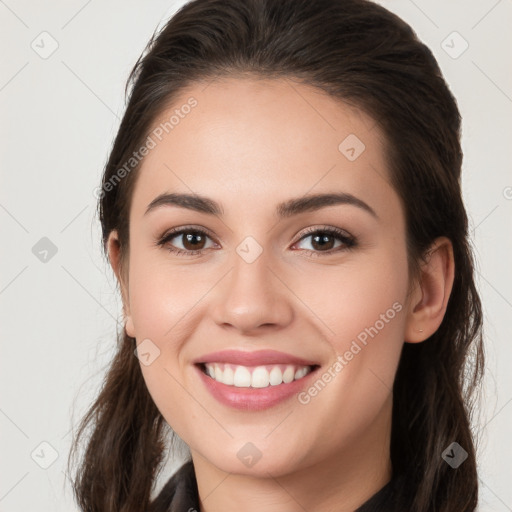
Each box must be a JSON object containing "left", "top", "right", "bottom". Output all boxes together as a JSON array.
[
  {"left": 200, "top": 362, "right": 315, "bottom": 388},
  {"left": 193, "top": 349, "right": 321, "bottom": 410}
]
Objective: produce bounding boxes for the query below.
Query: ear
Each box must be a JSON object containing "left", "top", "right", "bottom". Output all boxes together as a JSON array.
[
  {"left": 404, "top": 237, "right": 455, "bottom": 343},
  {"left": 106, "top": 230, "right": 135, "bottom": 338}
]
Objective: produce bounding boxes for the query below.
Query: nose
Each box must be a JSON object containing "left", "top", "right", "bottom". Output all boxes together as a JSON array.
[{"left": 211, "top": 249, "right": 294, "bottom": 335}]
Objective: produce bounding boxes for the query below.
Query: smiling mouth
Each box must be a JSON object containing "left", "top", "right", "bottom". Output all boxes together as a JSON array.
[{"left": 197, "top": 362, "right": 320, "bottom": 388}]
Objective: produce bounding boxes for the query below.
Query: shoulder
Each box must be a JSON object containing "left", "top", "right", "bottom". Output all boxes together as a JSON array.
[
  {"left": 149, "top": 460, "right": 200, "bottom": 512},
  {"left": 356, "top": 472, "right": 411, "bottom": 511}
]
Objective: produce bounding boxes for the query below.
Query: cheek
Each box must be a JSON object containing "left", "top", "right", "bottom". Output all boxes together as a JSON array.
[
  {"left": 126, "top": 249, "right": 212, "bottom": 418},
  {"left": 127, "top": 248, "right": 205, "bottom": 341},
  {"left": 127, "top": 254, "right": 203, "bottom": 433},
  {"left": 292, "top": 247, "right": 408, "bottom": 417},
  {"left": 330, "top": 265, "right": 407, "bottom": 353},
  {"left": 295, "top": 247, "right": 409, "bottom": 352}
]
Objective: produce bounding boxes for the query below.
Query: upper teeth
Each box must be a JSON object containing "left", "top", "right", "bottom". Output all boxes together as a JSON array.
[{"left": 203, "top": 363, "right": 312, "bottom": 388}]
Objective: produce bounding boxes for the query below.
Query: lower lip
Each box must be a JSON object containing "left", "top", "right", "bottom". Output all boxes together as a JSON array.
[{"left": 195, "top": 364, "right": 318, "bottom": 411}]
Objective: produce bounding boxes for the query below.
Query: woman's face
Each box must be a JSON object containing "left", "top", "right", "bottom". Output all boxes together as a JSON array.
[{"left": 113, "top": 77, "right": 416, "bottom": 478}]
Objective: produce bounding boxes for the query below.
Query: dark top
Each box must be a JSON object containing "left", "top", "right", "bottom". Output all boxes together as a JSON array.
[{"left": 149, "top": 460, "right": 408, "bottom": 512}]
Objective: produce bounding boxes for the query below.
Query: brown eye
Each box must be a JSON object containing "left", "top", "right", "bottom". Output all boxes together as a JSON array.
[
  {"left": 157, "top": 228, "right": 216, "bottom": 256},
  {"left": 179, "top": 232, "right": 208, "bottom": 250},
  {"left": 293, "top": 227, "right": 356, "bottom": 255}
]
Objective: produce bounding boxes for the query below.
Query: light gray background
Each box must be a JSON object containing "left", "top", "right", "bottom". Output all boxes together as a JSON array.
[{"left": 0, "top": 1, "right": 511, "bottom": 510}]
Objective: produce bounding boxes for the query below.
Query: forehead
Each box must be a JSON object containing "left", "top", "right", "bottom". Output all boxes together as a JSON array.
[{"left": 130, "top": 77, "right": 397, "bottom": 221}]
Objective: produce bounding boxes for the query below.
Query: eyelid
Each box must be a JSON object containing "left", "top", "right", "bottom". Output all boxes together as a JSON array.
[
  {"left": 159, "top": 224, "right": 216, "bottom": 238},
  {"left": 294, "top": 225, "right": 354, "bottom": 242},
  {"left": 158, "top": 224, "right": 353, "bottom": 243},
  {"left": 157, "top": 223, "right": 357, "bottom": 258},
  {"left": 156, "top": 225, "right": 219, "bottom": 250}
]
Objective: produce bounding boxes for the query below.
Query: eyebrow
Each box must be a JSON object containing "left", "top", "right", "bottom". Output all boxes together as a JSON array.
[{"left": 144, "top": 191, "right": 378, "bottom": 219}]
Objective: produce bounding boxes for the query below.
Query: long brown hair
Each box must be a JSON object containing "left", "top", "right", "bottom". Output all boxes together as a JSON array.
[{"left": 68, "top": 0, "right": 485, "bottom": 510}]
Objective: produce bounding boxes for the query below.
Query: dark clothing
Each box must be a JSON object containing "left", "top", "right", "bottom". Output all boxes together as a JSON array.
[{"left": 150, "top": 460, "right": 407, "bottom": 512}]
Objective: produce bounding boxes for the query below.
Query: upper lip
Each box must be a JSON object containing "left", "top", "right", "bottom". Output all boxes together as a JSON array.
[{"left": 194, "top": 349, "right": 318, "bottom": 367}]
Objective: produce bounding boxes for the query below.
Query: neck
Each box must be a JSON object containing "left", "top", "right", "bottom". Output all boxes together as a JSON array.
[{"left": 191, "top": 394, "right": 393, "bottom": 512}]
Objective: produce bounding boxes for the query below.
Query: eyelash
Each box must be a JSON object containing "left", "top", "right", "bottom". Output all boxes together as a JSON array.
[{"left": 156, "top": 225, "right": 357, "bottom": 258}]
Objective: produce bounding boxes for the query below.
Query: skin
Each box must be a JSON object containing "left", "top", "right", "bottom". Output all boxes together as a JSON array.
[{"left": 107, "top": 77, "right": 454, "bottom": 512}]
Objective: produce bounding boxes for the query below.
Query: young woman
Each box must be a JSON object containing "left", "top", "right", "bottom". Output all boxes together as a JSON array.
[{"left": 69, "top": 0, "right": 485, "bottom": 510}]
